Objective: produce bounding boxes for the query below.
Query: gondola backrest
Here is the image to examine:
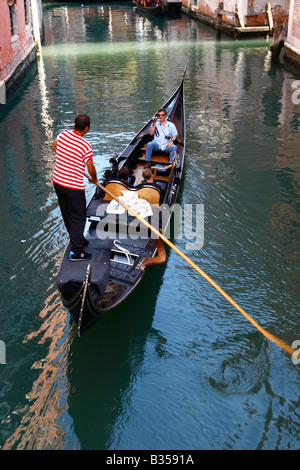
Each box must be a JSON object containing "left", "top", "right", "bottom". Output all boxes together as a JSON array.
[
  {"left": 103, "top": 180, "right": 161, "bottom": 206},
  {"left": 136, "top": 186, "right": 160, "bottom": 206},
  {"left": 103, "top": 181, "right": 128, "bottom": 200}
]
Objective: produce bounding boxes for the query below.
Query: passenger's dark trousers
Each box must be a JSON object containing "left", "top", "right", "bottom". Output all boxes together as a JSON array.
[{"left": 54, "top": 183, "right": 86, "bottom": 254}]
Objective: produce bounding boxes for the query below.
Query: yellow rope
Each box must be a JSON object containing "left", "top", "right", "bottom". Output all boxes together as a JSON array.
[{"left": 86, "top": 174, "right": 297, "bottom": 358}]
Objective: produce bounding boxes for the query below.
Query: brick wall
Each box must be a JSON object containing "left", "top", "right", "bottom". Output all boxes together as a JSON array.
[{"left": 0, "top": 0, "right": 35, "bottom": 82}]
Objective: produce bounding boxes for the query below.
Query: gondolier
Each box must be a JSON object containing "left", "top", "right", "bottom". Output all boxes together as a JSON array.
[{"left": 52, "top": 114, "right": 98, "bottom": 261}]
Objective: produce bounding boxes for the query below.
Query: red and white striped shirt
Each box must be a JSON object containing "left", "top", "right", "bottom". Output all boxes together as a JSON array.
[{"left": 52, "top": 130, "right": 93, "bottom": 190}]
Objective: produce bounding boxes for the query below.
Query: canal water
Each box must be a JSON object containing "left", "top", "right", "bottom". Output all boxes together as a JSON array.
[{"left": 0, "top": 2, "right": 300, "bottom": 450}]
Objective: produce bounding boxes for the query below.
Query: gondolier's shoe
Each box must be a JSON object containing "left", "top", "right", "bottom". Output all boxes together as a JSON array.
[{"left": 69, "top": 250, "right": 91, "bottom": 262}]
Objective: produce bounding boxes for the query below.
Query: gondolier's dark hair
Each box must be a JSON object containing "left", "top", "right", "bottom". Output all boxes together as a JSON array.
[
  {"left": 158, "top": 108, "right": 167, "bottom": 115},
  {"left": 75, "top": 114, "right": 91, "bottom": 130}
]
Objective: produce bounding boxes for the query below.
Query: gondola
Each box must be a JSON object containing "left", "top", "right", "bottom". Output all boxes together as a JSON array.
[
  {"left": 56, "top": 74, "right": 186, "bottom": 335},
  {"left": 134, "top": 1, "right": 166, "bottom": 16}
]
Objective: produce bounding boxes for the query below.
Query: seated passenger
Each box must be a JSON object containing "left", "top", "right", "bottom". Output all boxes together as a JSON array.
[
  {"left": 145, "top": 108, "right": 178, "bottom": 165},
  {"left": 140, "top": 168, "right": 159, "bottom": 186},
  {"left": 118, "top": 166, "right": 135, "bottom": 186}
]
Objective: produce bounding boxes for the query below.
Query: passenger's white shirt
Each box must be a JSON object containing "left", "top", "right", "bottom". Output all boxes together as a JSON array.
[{"left": 154, "top": 120, "right": 178, "bottom": 151}]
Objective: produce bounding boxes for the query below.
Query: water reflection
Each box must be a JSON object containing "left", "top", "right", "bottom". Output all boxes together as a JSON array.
[
  {"left": 3, "top": 263, "right": 166, "bottom": 449},
  {"left": 67, "top": 266, "right": 166, "bottom": 450},
  {"left": 3, "top": 287, "right": 72, "bottom": 450}
]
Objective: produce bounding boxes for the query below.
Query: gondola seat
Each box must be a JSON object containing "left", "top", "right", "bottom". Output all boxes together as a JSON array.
[
  {"left": 102, "top": 181, "right": 130, "bottom": 200},
  {"left": 137, "top": 144, "right": 170, "bottom": 165},
  {"left": 136, "top": 185, "right": 161, "bottom": 205},
  {"left": 151, "top": 157, "right": 175, "bottom": 183},
  {"left": 102, "top": 180, "right": 162, "bottom": 206}
]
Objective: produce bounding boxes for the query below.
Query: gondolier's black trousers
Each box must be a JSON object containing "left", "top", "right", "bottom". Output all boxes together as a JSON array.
[{"left": 54, "top": 183, "right": 86, "bottom": 255}]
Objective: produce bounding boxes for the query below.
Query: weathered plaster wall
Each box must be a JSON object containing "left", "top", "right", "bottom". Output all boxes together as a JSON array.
[
  {"left": 286, "top": 0, "right": 300, "bottom": 50},
  {"left": 246, "top": 0, "right": 289, "bottom": 25},
  {"left": 284, "top": 0, "right": 300, "bottom": 67},
  {"left": 182, "top": 0, "right": 290, "bottom": 26}
]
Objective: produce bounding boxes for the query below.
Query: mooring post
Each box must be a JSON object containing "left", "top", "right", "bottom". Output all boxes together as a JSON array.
[
  {"left": 266, "top": 2, "right": 273, "bottom": 32},
  {"left": 217, "top": 2, "right": 223, "bottom": 26},
  {"left": 270, "top": 17, "right": 288, "bottom": 63},
  {"left": 235, "top": 3, "right": 244, "bottom": 28},
  {"left": 216, "top": 2, "right": 223, "bottom": 37}
]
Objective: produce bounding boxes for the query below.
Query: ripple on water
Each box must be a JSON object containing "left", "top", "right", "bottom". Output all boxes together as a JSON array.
[{"left": 208, "top": 334, "right": 270, "bottom": 395}]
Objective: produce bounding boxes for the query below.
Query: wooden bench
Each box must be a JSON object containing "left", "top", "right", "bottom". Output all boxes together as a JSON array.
[{"left": 138, "top": 144, "right": 170, "bottom": 165}]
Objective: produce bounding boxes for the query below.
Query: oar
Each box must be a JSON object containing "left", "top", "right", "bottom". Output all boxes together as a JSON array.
[{"left": 84, "top": 173, "right": 298, "bottom": 359}]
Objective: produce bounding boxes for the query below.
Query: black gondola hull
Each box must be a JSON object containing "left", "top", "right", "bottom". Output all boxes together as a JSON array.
[
  {"left": 57, "top": 75, "right": 186, "bottom": 334},
  {"left": 135, "top": 3, "right": 165, "bottom": 15}
]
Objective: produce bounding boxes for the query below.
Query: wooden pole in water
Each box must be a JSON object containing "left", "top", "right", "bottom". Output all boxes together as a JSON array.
[
  {"left": 85, "top": 173, "right": 298, "bottom": 358},
  {"left": 270, "top": 17, "right": 288, "bottom": 64}
]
